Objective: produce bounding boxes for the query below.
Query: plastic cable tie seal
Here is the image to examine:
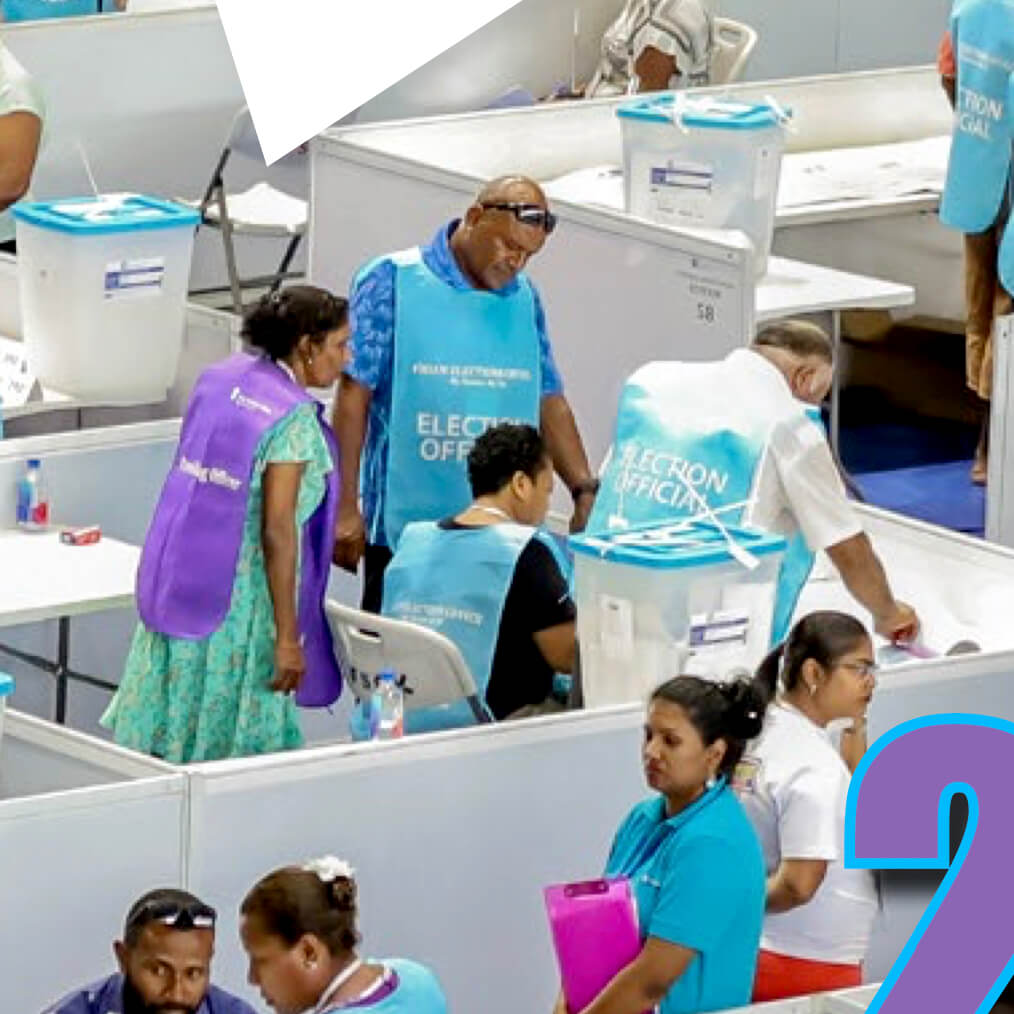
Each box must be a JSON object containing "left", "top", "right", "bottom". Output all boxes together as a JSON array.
[
  {"left": 670, "top": 92, "right": 690, "bottom": 134},
  {"left": 763, "top": 94, "right": 796, "bottom": 132}
]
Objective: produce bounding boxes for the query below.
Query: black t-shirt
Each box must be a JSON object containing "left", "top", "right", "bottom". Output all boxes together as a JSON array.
[{"left": 437, "top": 519, "right": 576, "bottom": 719}]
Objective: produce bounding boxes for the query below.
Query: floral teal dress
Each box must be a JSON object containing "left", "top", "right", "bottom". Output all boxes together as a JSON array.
[{"left": 101, "top": 404, "right": 334, "bottom": 763}]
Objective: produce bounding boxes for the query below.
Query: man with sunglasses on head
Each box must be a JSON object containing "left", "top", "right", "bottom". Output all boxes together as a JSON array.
[
  {"left": 334, "top": 174, "right": 597, "bottom": 612},
  {"left": 43, "top": 888, "right": 256, "bottom": 1014}
]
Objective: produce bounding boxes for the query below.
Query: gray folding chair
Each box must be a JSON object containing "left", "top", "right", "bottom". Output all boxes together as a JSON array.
[
  {"left": 709, "top": 17, "right": 758, "bottom": 85},
  {"left": 325, "top": 600, "right": 490, "bottom": 725},
  {"left": 184, "top": 105, "right": 307, "bottom": 314}
]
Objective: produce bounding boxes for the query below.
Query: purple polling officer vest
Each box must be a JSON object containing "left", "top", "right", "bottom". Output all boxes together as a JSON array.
[{"left": 136, "top": 352, "right": 343, "bottom": 707}]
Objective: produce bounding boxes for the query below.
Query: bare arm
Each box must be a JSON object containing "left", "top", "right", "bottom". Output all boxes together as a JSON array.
[
  {"left": 633, "top": 46, "right": 679, "bottom": 92},
  {"left": 839, "top": 718, "right": 868, "bottom": 773},
  {"left": 766, "top": 858, "right": 828, "bottom": 914},
  {"left": 578, "top": 937, "right": 695, "bottom": 1014},
  {"left": 540, "top": 393, "right": 595, "bottom": 532},
  {"left": 262, "top": 461, "right": 306, "bottom": 692},
  {"left": 0, "top": 111, "right": 41, "bottom": 211},
  {"left": 942, "top": 75, "right": 956, "bottom": 108},
  {"left": 533, "top": 621, "right": 576, "bottom": 674},
  {"left": 332, "top": 375, "right": 371, "bottom": 570},
  {"left": 825, "top": 532, "right": 919, "bottom": 642}
]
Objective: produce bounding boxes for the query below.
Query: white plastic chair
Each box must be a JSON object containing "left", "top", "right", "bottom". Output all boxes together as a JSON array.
[
  {"left": 184, "top": 105, "right": 307, "bottom": 314},
  {"left": 709, "top": 17, "right": 758, "bottom": 85},
  {"left": 325, "top": 600, "right": 490, "bottom": 724}
]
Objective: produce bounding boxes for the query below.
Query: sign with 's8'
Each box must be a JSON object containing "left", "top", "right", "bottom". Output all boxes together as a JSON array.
[{"left": 847, "top": 715, "right": 1014, "bottom": 1012}]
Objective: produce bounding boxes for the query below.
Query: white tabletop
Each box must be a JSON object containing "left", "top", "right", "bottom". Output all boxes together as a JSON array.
[
  {"left": 756, "top": 256, "right": 915, "bottom": 323},
  {"left": 0, "top": 529, "right": 139, "bottom": 628}
]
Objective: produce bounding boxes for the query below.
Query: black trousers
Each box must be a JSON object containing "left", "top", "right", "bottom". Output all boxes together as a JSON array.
[{"left": 361, "top": 543, "right": 394, "bottom": 614}]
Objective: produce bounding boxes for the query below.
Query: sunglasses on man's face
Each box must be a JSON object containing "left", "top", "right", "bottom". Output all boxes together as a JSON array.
[
  {"left": 127, "top": 899, "right": 217, "bottom": 935},
  {"left": 480, "top": 202, "right": 557, "bottom": 235}
]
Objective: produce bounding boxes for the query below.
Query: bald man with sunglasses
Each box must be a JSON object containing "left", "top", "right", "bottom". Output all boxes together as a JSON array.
[{"left": 334, "top": 175, "right": 597, "bottom": 612}]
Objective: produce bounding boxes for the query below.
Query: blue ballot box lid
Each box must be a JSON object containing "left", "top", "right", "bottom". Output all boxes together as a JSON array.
[
  {"left": 617, "top": 95, "right": 789, "bottom": 131},
  {"left": 12, "top": 193, "right": 200, "bottom": 235},
  {"left": 570, "top": 519, "right": 786, "bottom": 569}
]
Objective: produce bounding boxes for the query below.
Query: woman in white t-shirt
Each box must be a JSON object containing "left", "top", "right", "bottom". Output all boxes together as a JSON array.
[{"left": 732, "top": 610, "right": 878, "bottom": 1002}]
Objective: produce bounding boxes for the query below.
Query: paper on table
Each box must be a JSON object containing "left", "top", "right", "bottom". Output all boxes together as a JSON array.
[
  {"left": 543, "top": 165, "right": 625, "bottom": 211},
  {"left": 776, "top": 135, "right": 951, "bottom": 210},
  {"left": 543, "top": 136, "right": 952, "bottom": 216}
]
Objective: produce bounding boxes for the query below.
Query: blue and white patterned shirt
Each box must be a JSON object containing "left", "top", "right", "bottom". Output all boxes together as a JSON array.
[{"left": 345, "top": 220, "right": 564, "bottom": 547}]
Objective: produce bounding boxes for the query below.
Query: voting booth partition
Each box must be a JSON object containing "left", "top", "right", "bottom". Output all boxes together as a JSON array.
[
  {"left": 184, "top": 706, "right": 647, "bottom": 1014},
  {"left": 313, "top": 65, "right": 959, "bottom": 332},
  {"left": 0, "top": 709, "right": 184, "bottom": 1012},
  {"left": 715, "top": 984, "right": 882, "bottom": 1012}
]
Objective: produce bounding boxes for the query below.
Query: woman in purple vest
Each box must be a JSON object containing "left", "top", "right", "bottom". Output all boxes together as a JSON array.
[{"left": 101, "top": 286, "right": 349, "bottom": 762}]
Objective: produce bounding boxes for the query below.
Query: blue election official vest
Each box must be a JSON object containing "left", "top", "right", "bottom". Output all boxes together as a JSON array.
[
  {"left": 379, "top": 249, "right": 541, "bottom": 549},
  {"left": 587, "top": 361, "right": 815, "bottom": 646},
  {"left": 940, "top": 0, "right": 1014, "bottom": 234},
  {"left": 382, "top": 520, "right": 537, "bottom": 731},
  {"left": 1, "top": 0, "right": 101, "bottom": 19},
  {"left": 997, "top": 73, "right": 1014, "bottom": 293}
]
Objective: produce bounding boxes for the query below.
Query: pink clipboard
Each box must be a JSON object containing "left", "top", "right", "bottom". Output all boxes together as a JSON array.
[{"left": 544, "top": 877, "right": 645, "bottom": 1014}]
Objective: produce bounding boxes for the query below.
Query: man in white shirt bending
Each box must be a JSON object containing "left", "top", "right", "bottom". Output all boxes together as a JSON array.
[{"left": 588, "top": 319, "right": 919, "bottom": 646}]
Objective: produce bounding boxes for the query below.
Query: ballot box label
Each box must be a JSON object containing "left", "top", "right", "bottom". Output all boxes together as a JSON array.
[
  {"left": 846, "top": 714, "right": 1014, "bottom": 1012},
  {"left": 104, "top": 257, "right": 165, "bottom": 299},
  {"left": 635, "top": 153, "right": 714, "bottom": 225}
]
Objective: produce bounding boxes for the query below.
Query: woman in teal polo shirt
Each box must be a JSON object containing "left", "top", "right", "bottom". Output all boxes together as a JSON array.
[{"left": 557, "top": 676, "right": 768, "bottom": 1014}]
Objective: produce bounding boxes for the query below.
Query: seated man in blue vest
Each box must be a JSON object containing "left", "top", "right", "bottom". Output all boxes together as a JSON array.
[
  {"left": 44, "top": 888, "right": 256, "bottom": 1014},
  {"left": 588, "top": 320, "right": 920, "bottom": 648},
  {"left": 333, "top": 175, "right": 598, "bottom": 613},
  {"left": 381, "top": 422, "right": 576, "bottom": 731}
]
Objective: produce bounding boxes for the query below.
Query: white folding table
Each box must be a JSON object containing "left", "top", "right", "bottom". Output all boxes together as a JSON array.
[{"left": 0, "top": 528, "right": 139, "bottom": 723}]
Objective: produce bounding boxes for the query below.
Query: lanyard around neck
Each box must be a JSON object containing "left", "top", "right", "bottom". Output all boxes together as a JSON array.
[{"left": 315, "top": 960, "right": 390, "bottom": 1013}]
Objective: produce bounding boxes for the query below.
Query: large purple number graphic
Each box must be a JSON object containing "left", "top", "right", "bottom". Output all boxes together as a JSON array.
[{"left": 846, "top": 715, "right": 1014, "bottom": 1012}]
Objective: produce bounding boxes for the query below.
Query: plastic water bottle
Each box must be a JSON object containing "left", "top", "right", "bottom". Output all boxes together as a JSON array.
[
  {"left": 372, "top": 669, "right": 404, "bottom": 740},
  {"left": 16, "top": 458, "right": 50, "bottom": 530}
]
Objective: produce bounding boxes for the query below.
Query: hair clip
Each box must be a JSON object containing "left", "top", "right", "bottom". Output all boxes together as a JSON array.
[
  {"left": 303, "top": 855, "right": 355, "bottom": 883},
  {"left": 746, "top": 710, "right": 758, "bottom": 721}
]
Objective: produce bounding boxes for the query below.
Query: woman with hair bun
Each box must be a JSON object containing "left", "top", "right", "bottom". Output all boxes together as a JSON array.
[
  {"left": 554, "top": 675, "right": 768, "bottom": 1014},
  {"left": 733, "top": 610, "right": 879, "bottom": 1001},
  {"left": 240, "top": 857, "right": 448, "bottom": 1014},
  {"left": 102, "top": 286, "right": 349, "bottom": 762}
]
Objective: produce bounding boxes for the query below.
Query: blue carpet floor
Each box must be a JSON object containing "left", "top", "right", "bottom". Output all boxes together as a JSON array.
[{"left": 854, "top": 459, "right": 985, "bottom": 536}]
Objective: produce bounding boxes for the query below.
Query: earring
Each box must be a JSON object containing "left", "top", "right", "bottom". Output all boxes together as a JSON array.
[
  {"left": 808, "top": 682, "right": 817, "bottom": 697},
  {"left": 705, "top": 774, "right": 717, "bottom": 790}
]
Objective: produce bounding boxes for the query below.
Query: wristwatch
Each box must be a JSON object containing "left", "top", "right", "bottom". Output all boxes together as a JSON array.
[{"left": 570, "top": 477, "right": 600, "bottom": 500}]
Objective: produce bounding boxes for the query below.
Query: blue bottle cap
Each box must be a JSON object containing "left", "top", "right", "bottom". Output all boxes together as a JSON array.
[{"left": 27, "top": 458, "right": 40, "bottom": 468}]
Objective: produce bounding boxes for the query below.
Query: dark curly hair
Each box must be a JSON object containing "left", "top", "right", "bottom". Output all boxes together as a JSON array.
[
  {"left": 467, "top": 422, "right": 547, "bottom": 497},
  {"left": 241, "top": 285, "right": 348, "bottom": 362}
]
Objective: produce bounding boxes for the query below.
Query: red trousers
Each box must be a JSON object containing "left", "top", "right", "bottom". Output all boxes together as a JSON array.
[{"left": 752, "top": 948, "right": 863, "bottom": 1002}]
